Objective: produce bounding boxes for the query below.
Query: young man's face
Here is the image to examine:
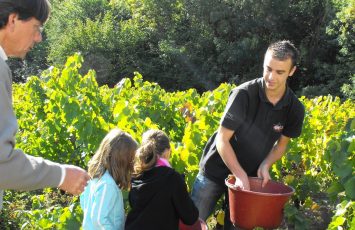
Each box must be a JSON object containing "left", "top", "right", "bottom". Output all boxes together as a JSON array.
[
  {"left": 263, "top": 50, "right": 296, "bottom": 93},
  {"left": 5, "top": 14, "right": 43, "bottom": 59}
]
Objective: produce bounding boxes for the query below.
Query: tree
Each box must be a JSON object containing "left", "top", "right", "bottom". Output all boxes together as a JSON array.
[
  {"left": 11, "top": 0, "right": 352, "bottom": 98},
  {"left": 46, "top": 0, "right": 142, "bottom": 86}
]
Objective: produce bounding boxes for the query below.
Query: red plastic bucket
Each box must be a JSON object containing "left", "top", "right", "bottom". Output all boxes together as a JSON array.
[
  {"left": 179, "top": 218, "right": 208, "bottom": 230},
  {"left": 225, "top": 175, "right": 294, "bottom": 230}
]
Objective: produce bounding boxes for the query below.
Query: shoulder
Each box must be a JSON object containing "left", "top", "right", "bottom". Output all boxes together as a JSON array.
[
  {"left": 152, "top": 166, "right": 179, "bottom": 178},
  {"left": 235, "top": 78, "right": 260, "bottom": 91},
  {"left": 0, "top": 58, "right": 11, "bottom": 82},
  {"left": 169, "top": 168, "right": 184, "bottom": 179},
  {"left": 230, "top": 78, "right": 260, "bottom": 98},
  {"left": 96, "top": 171, "right": 120, "bottom": 193},
  {"left": 0, "top": 58, "right": 7, "bottom": 68},
  {"left": 151, "top": 167, "right": 184, "bottom": 183},
  {"left": 288, "top": 90, "right": 305, "bottom": 115},
  {"left": 227, "top": 78, "right": 261, "bottom": 106},
  {"left": 0, "top": 58, "right": 10, "bottom": 72},
  {"left": 168, "top": 168, "right": 186, "bottom": 187}
]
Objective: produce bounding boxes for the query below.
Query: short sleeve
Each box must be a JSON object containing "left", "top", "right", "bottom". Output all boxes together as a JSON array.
[
  {"left": 282, "top": 99, "right": 305, "bottom": 138},
  {"left": 220, "top": 88, "right": 249, "bottom": 131}
]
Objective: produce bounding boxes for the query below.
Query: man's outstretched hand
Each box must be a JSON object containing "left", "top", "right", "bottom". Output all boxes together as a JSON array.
[{"left": 59, "top": 165, "right": 90, "bottom": 195}]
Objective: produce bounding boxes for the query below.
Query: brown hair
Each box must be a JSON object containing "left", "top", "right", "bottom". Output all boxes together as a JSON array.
[
  {"left": 267, "top": 40, "right": 299, "bottom": 68},
  {"left": 134, "top": 130, "right": 170, "bottom": 175},
  {"left": 88, "top": 129, "right": 138, "bottom": 190}
]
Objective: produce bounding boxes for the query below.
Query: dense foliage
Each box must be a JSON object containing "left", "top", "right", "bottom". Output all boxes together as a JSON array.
[
  {"left": 1, "top": 54, "right": 354, "bottom": 229},
  {"left": 8, "top": 0, "right": 354, "bottom": 98}
]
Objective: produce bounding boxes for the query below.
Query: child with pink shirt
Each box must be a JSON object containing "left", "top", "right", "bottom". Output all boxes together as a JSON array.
[
  {"left": 142, "top": 129, "right": 171, "bottom": 168},
  {"left": 125, "top": 129, "right": 198, "bottom": 230}
]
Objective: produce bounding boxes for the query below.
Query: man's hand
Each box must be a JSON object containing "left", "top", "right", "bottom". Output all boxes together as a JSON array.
[
  {"left": 59, "top": 165, "right": 90, "bottom": 195},
  {"left": 216, "top": 126, "right": 250, "bottom": 190},
  {"left": 257, "top": 163, "right": 271, "bottom": 188},
  {"left": 234, "top": 172, "right": 250, "bottom": 190},
  {"left": 257, "top": 135, "right": 290, "bottom": 188}
]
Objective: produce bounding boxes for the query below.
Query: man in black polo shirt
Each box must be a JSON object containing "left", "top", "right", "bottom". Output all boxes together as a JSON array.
[{"left": 191, "top": 40, "right": 305, "bottom": 229}]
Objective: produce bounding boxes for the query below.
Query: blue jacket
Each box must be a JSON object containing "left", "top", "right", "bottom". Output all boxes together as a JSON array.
[{"left": 80, "top": 170, "right": 124, "bottom": 230}]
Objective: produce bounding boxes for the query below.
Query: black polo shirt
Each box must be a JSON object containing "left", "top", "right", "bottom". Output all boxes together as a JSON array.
[{"left": 199, "top": 78, "right": 305, "bottom": 186}]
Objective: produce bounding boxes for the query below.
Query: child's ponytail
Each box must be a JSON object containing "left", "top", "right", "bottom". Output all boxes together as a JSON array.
[{"left": 134, "top": 140, "right": 159, "bottom": 175}]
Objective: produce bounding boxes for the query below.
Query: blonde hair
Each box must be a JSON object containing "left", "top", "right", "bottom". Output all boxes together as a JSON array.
[
  {"left": 88, "top": 129, "right": 138, "bottom": 190},
  {"left": 134, "top": 130, "right": 170, "bottom": 175}
]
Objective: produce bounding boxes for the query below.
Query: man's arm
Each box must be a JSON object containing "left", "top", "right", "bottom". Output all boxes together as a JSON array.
[
  {"left": 257, "top": 135, "right": 290, "bottom": 187},
  {"left": 0, "top": 72, "right": 62, "bottom": 190},
  {"left": 0, "top": 62, "right": 89, "bottom": 195},
  {"left": 216, "top": 126, "right": 250, "bottom": 190},
  {"left": 0, "top": 84, "right": 88, "bottom": 194}
]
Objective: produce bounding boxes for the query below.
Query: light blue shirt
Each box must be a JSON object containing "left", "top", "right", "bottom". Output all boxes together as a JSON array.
[{"left": 80, "top": 171, "right": 124, "bottom": 230}]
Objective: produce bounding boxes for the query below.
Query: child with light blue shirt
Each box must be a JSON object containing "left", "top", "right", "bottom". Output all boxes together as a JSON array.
[{"left": 80, "top": 129, "right": 138, "bottom": 230}]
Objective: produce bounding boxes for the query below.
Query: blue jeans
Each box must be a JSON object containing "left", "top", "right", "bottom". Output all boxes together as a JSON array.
[
  {"left": 191, "top": 173, "right": 225, "bottom": 221},
  {"left": 191, "top": 173, "right": 239, "bottom": 230}
]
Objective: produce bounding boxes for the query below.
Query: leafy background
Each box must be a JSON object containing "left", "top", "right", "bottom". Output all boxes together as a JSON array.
[
  {"left": 8, "top": 0, "right": 354, "bottom": 98},
  {"left": 1, "top": 54, "right": 353, "bottom": 229},
  {"left": 1, "top": 0, "right": 354, "bottom": 229}
]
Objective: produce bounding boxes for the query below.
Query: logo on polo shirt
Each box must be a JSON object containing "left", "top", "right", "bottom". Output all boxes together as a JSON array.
[{"left": 273, "top": 123, "right": 284, "bottom": 132}]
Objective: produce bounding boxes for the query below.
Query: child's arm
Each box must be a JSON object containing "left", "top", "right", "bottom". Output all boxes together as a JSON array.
[
  {"left": 172, "top": 172, "right": 199, "bottom": 225},
  {"left": 90, "top": 183, "right": 124, "bottom": 230}
]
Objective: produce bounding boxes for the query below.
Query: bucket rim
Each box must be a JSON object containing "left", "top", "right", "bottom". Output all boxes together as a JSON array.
[{"left": 225, "top": 175, "right": 295, "bottom": 196}]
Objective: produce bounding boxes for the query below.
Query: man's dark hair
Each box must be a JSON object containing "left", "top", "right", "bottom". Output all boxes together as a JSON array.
[
  {"left": 0, "top": 0, "right": 50, "bottom": 29},
  {"left": 267, "top": 40, "right": 299, "bottom": 67}
]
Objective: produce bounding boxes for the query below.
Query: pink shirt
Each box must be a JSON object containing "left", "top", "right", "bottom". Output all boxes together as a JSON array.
[{"left": 156, "top": 157, "right": 171, "bottom": 168}]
